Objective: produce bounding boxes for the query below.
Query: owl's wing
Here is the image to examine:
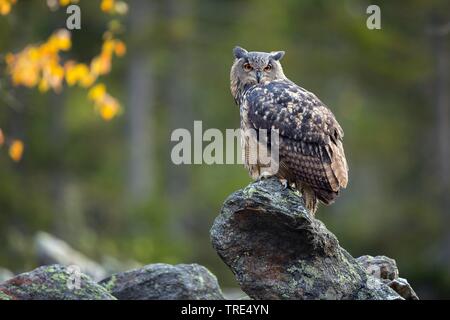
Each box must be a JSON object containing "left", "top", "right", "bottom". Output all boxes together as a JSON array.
[{"left": 244, "top": 79, "right": 348, "bottom": 197}]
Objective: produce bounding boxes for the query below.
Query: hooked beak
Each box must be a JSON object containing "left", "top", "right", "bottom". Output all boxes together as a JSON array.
[{"left": 256, "top": 71, "right": 262, "bottom": 83}]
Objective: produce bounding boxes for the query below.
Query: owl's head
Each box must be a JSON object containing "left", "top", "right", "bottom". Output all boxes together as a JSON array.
[{"left": 230, "top": 46, "right": 286, "bottom": 98}]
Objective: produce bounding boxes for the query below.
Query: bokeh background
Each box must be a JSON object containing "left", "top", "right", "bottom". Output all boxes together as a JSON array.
[{"left": 1, "top": 0, "right": 450, "bottom": 299}]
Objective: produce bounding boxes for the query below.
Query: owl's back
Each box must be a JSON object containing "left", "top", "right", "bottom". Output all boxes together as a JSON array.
[{"left": 239, "top": 79, "right": 348, "bottom": 205}]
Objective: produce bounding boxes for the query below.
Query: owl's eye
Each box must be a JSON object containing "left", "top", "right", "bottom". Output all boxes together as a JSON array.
[
  {"left": 264, "top": 64, "right": 272, "bottom": 72},
  {"left": 243, "top": 63, "right": 253, "bottom": 71}
]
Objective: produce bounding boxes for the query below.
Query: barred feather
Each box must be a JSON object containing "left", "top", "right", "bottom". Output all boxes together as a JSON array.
[{"left": 239, "top": 78, "right": 349, "bottom": 211}]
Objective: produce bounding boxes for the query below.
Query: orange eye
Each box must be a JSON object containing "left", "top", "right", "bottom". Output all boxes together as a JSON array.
[
  {"left": 264, "top": 64, "right": 272, "bottom": 71},
  {"left": 243, "top": 63, "right": 253, "bottom": 71}
]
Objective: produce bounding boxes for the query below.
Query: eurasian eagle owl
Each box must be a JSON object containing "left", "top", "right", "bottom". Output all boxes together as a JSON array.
[{"left": 230, "top": 46, "right": 348, "bottom": 214}]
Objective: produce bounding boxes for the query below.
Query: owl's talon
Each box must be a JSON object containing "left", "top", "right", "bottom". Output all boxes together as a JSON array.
[
  {"left": 279, "top": 179, "right": 288, "bottom": 190},
  {"left": 258, "top": 172, "right": 273, "bottom": 180}
]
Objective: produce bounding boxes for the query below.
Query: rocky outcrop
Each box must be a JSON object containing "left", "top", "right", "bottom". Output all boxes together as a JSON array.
[
  {"left": 0, "top": 263, "right": 225, "bottom": 300},
  {"left": 211, "top": 177, "right": 416, "bottom": 300},
  {"left": 356, "top": 255, "right": 419, "bottom": 300},
  {"left": 0, "top": 265, "right": 116, "bottom": 300},
  {"left": 0, "top": 178, "right": 418, "bottom": 301},
  {"left": 100, "top": 263, "right": 225, "bottom": 300}
]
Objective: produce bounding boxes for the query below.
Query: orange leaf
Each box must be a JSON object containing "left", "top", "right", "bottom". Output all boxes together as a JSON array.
[
  {"left": 9, "top": 139, "right": 24, "bottom": 162},
  {"left": 114, "top": 41, "right": 127, "bottom": 57},
  {"left": 101, "top": 0, "right": 115, "bottom": 13}
]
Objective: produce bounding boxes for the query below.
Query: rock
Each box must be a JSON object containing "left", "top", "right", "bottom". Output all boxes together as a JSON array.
[
  {"left": 35, "top": 232, "right": 107, "bottom": 281},
  {"left": 210, "top": 177, "right": 405, "bottom": 300},
  {"left": 100, "top": 263, "right": 225, "bottom": 300},
  {"left": 356, "top": 255, "right": 399, "bottom": 280},
  {"left": 357, "top": 255, "right": 419, "bottom": 300},
  {"left": 0, "top": 268, "right": 14, "bottom": 283},
  {"left": 0, "top": 265, "right": 116, "bottom": 300},
  {"left": 388, "top": 278, "right": 419, "bottom": 300}
]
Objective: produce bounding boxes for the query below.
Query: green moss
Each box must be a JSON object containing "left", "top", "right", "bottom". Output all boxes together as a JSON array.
[
  {"left": 101, "top": 275, "right": 117, "bottom": 292},
  {"left": 0, "top": 266, "right": 117, "bottom": 300},
  {"left": 242, "top": 185, "right": 258, "bottom": 198},
  {"left": 0, "top": 291, "right": 12, "bottom": 300}
]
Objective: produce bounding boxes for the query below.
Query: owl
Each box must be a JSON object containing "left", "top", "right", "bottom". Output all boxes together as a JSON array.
[{"left": 230, "top": 46, "right": 348, "bottom": 214}]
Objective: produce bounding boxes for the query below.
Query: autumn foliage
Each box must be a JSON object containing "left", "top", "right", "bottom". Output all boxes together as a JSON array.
[{"left": 0, "top": 0, "right": 127, "bottom": 162}]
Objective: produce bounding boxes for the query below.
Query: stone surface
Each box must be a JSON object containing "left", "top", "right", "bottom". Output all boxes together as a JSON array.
[
  {"left": 356, "top": 255, "right": 399, "bottom": 280},
  {"left": 357, "top": 255, "right": 419, "bottom": 300},
  {"left": 388, "top": 278, "right": 419, "bottom": 300},
  {"left": 0, "top": 265, "right": 116, "bottom": 300},
  {"left": 100, "top": 263, "right": 225, "bottom": 300},
  {"left": 211, "top": 177, "right": 405, "bottom": 300},
  {"left": 35, "top": 232, "right": 107, "bottom": 281}
]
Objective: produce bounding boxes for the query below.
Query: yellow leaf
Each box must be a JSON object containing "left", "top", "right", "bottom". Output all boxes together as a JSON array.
[
  {"left": 102, "top": 39, "right": 116, "bottom": 55},
  {"left": 65, "top": 62, "right": 90, "bottom": 86},
  {"left": 0, "top": 128, "right": 4, "bottom": 146},
  {"left": 88, "top": 83, "right": 106, "bottom": 101},
  {"left": 0, "top": 0, "right": 15, "bottom": 15},
  {"left": 9, "top": 139, "right": 24, "bottom": 162},
  {"left": 43, "top": 62, "right": 64, "bottom": 91},
  {"left": 54, "top": 29, "right": 71, "bottom": 51},
  {"left": 79, "top": 73, "right": 96, "bottom": 88},
  {"left": 99, "top": 96, "right": 120, "bottom": 121},
  {"left": 49, "top": 63, "right": 64, "bottom": 78},
  {"left": 0, "top": 4, "right": 11, "bottom": 16},
  {"left": 101, "top": 0, "right": 115, "bottom": 13},
  {"left": 64, "top": 61, "right": 76, "bottom": 86},
  {"left": 28, "top": 47, "right": 40, "bottom": 61},
  {"left": 91, "top": 54, "right": 111, "bottom": 76},
  {"left": 38, "top": 79, "right": 49, "bottom": 92}
]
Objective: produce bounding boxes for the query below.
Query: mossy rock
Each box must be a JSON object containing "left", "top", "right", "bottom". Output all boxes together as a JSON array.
[{"left": 0, "top": 265, "right": 116, "bottom": 300}]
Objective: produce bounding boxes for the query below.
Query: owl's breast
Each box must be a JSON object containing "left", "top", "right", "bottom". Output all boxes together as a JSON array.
[{"left": 239, "top": 97, "right": 253, "bottom": 130}]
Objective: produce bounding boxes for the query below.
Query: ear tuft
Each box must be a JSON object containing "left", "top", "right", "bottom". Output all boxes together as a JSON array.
[
  {"left": 270, "top": 51, "right": 285, "bottom": 61},
  {"left": 233, "top": 46, "right": 248, "bottom": 59}
]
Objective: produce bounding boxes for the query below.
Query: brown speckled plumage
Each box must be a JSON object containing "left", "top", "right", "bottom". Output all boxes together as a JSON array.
[{"left": 230, "top": 46, "right": 348, "bottom": 213}]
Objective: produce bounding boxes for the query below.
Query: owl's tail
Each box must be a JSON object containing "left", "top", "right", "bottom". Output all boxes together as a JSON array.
[
  {"left": 300, "top": 184, "right": 319, "bottom": 214},
  {"left": 315, "top": 188, "right": 339, "bottom": 205},
  {"left": 299, "top": 183, "right": 340, "bottom": 214}
]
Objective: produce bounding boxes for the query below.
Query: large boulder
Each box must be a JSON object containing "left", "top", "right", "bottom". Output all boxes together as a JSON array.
[
  {"left": 211, "top": 177, "right": 414, "bottom": 300},
  {"left": 100, "top": 263, "right": 225, "bottom": 300},
  {"left": 0, "top": 265, "right": 115, "bottom": 300}
]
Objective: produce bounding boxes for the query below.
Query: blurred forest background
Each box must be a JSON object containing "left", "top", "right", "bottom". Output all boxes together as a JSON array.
[{"left": 1, "top": 0, "right": 450, "bottom": 299}]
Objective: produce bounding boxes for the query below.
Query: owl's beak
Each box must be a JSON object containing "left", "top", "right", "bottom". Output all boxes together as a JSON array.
[{"left": 256, "top": 71, "right": 262, "bottom": 83}]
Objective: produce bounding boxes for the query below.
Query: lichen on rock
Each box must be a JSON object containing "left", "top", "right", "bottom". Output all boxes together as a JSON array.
[{"left": 0, "top": 265, "right": 116, "bottom": 300}]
